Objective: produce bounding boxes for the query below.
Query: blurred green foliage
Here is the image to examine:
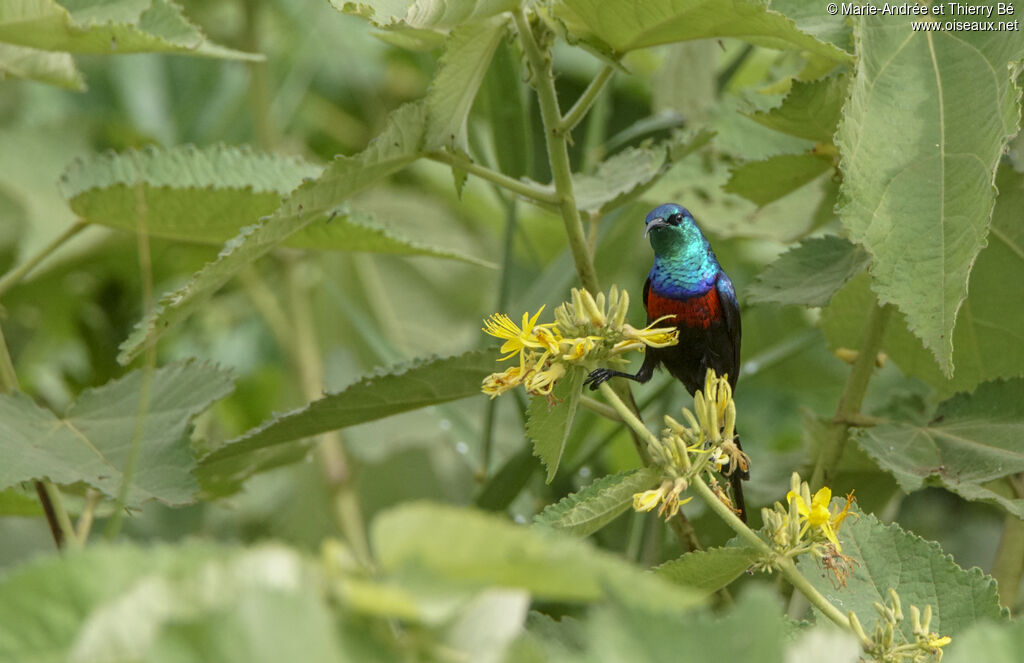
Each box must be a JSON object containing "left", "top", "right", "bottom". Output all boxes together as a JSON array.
[{"left": 1, "top": 0, "right": 1023, "bottom": 660}]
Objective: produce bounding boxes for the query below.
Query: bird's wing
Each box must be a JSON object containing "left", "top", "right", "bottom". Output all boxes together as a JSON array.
[
  {"left": 642, "top": 276, "right": 652, "bottom": 321},
  {"left": 716, "top": 272, "right": 742, "bottom": 387}
]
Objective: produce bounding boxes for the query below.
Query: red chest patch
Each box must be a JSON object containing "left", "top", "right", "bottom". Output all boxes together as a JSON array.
[{"left": 647, "top": 288, "right": 722, "bottom": 329}]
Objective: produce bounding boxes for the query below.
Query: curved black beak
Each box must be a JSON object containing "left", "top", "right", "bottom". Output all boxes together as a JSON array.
[{"left": 644, "top": 217, "right": 669, "bottom": 238}]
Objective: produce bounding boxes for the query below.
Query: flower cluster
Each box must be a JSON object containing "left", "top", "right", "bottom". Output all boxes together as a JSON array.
[
  {"left": 632, "top": 369, "right": 749, "bottom": 520},
  {"left": 480, "top": 287, "right": 677, "bottom": 399},
  {"left": 758, "top": 472, "right": 856, "bottom": 585},
  {"left": 848, "top": 589, "right": 952, "bottom": 662}
]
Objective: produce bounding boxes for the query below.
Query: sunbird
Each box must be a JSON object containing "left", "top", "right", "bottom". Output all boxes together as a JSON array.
[{"left": 584, "top": 203, "right": 747, "bottom": 519}]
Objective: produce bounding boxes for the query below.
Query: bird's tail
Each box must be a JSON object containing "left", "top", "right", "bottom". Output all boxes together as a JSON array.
[
  {"left": 730, "top": 433, "right": 749, "bottom": 522},
  {"left": 730, "top": 471, "right": 747, "bottom": 523}
]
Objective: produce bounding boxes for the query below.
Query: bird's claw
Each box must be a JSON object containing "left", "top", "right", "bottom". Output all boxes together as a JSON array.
[{"left": 583, "top": 368, "right": 614, "bottom": 391}]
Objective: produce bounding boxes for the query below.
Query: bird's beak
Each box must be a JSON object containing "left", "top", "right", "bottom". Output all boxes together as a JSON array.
[{"left": 644, "top": 218, "right": 668, "bottom": 238}]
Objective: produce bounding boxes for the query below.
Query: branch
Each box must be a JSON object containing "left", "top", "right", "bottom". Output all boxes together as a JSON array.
[
  {"left": 426, "top": 151, "right": 561, "bottom": 207},
  {"left": 596, "top": 381, "right": 852, "bottom": 631},
  {"left": 810, "top": 300, "right": 892, "bottom": 489},
  {"left": 559, "top": 64, "right": 615, "bottom": 135},
  {"left": 513, "top": 9, "right": 600, "bottom": 293}
]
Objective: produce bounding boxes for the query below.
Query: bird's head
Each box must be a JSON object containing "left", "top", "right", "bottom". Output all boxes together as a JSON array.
[{"left": 643, "top": 203, "right": 704, "bottom": 257}]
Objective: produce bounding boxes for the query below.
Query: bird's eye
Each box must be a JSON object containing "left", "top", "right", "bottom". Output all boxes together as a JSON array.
[{"left": 668, "top": 213, "right": 683, "bottom": 225}]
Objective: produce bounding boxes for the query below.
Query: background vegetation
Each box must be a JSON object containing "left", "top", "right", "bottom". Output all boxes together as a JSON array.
[{"left": 0, "top": 0, "right": 1022, "bottom": 661}]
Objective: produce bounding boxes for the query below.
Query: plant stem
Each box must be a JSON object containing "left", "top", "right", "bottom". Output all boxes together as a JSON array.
[
  {"left": 991, "top": 474, "right": 1024, "bottom": 611},
  {"left": 427, "top": 151, "right": 560, "bottom": 207},
  {"left": 578, "top": 395, "right": 622, "bottom": 421},
  {"left": 286, "top": 259, "right": 373, "bottom": 569},
  {"left": 513, "top": 9, "right": 600, "bottom": 294},
  {"left": 597, "top": 381, "right": 852, "bottom": 631},
  {"left": 40, "top": 481, "right": 80, "bottom": 549},
  {"left": 559, "top": 64, "right": 615, "bottom": 135},
  {"left": 76, "top": 489, "right": 101, "bottom": 543},
  {"left": 1, "top": 303, "right": 78, "bottom": 549},
  {"left": 810, "top": 300, "right": 892, "bottom": 490},
  {"left": 0, "top": 324, "right": 17, "bottom": 393},
  {"left": 244, "top": 0, "right": 276, "bottom": 151},
  {"left": 0, "top": 220, "right": 88, "bottom": 298},
  {"left": 106, "top": 186, "right": 157, "bottom": 539},
  {"left": 482, "top": 194, "right": 520, "bottom": 476}
]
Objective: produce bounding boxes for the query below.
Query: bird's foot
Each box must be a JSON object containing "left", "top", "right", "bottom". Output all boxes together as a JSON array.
[{"left": 583, "top": 368, "right": 616, "bottom": 391}]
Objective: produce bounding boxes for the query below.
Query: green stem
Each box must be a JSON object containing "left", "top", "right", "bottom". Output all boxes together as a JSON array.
[
  {"left": 597, "top": 382, "right": 852, "bottom": 631},
  {"left": 244, "top": 0, "right": 276, "bottom": 150},
  {"left": 106, "top": 179, "right": 157, "bottom": 540},
  {"left": 482, "top": 195, "right": 520, "bottom": 476},
  {"left": 559, "top": 64, "right": 615, "bottom": 135},
  {"left": 427, "top": 151, "right": 560, "bottom": 207},
  {"left": 513, "top": 9, "right": 600, "bottom": 294},
  {"left": 1, "top": 296, "right": 78, "bottom": 549},
  {"left": 76, "top": 489, "right": 101, "bottom": 543},
  {"left": 40, "top": 481, "right": 80, "bottom": 549},
  {"left": 810, "top": 301, "right": 892, "bottom": 490},
  {"left": 597, "top": 383, "right": 653, "bottom": 465},
  {"left": 286, "top": 259, "right": 373, "bottom": 569},
  {"left": 777, "top": 557, "right": 851, "bottom": 629},
  {"left": 0, "top": 324, "right": 18, "bottom": 393},
  {"left": 991, "top": 475, "right": 1024, "bottom": 611},
  {"left": 0, "top": 220, "right": 88, "bottom": 298},
  {"left": 579, "top": 395, "right": 622, "bottom": 421}
]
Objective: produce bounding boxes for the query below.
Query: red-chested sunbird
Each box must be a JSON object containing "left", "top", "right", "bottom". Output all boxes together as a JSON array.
[{"left": 584, "top": 203, "right": 747, "bottom": 519}]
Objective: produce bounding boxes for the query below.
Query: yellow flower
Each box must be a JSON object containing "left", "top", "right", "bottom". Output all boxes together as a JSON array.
[
  {"left": 561, "top": 335, "right": 600, "bottom": 361},
  {"left": 526, "top": 362, "right": 566, "bottom": 395},
  {"left": 633, "top": 485, "right": 667, "bottom": 512},
  {"left": 621, "top": 319, "right": 679, "bottom": 348},
  {"left": 632, "top": 478, "right": 692, "bottom": 519},
  {"left": 481, "top": 365, "right": 528, "bottom": 399},
  {"left": 787, "top": 486, "right": 842, "bottom": 551},
  {"left": 482, "top": 306, "right": 555, "bottom": 362}
]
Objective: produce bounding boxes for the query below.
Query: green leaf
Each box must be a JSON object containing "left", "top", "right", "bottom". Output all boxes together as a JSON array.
[
  {"left": 655, "top": 546, "right": 759, "bottom": 595},
  {"left": 60, "top": 144, "right": 490, "bottom": 265},
  {"left": 855, "top": 379, "right": 1024, "bottom": 518},
  {"left": 943, "top": 619, "right": 1024, "bottom": 663},
  {"left": 821, "top": 166, "right": 1024, "bottom": 397},
  {"left": 546, "top": 0, "right": 850, "bottom": 62},
  {"left": 0, "top": 0, "right": 260, "bottom": 60},
  {"left": 197, "top": 350, "right": 495, "bottom": 496},
  {"left": 475, "top": 446, "right": 538, "bottom": 511},
  {"left": 477, "top": 38, "right": 533, "bottom": 180},
  {"left": 333, "top": 0, "right": 519, "bottom": 32},
  {"left": 803, "top": 507, "right": 1004, "bottom": 639},
  {"left": 0, "top": 542, "right": 220, "bottom": 663},
  {"left": 747, "top": 236, "right": 869, "bottom": 307},
  {"left": 117, "top": 101, "right": 429, "bottom": 365},
  {"left": 60, "top": 144, "right": 321, "bottom": 242},
  {"left": 836, "top": 14, "right": 1024, "bottom": 375},
  {"left": 768, "top": 0, "right": 852, "bottom": 53},
  {"left": 0, "top": 542, "right": 355, "bottom": 663},
  {"left": 0, "top": 360, "right": 233, "bottom": 508},
  {"left": 584, "top": 586, "right": 785, "bottom": 662},
  {"left": 822, "top": 194, "right": 1024, "bottom": 399},
  {"left": 526, "top": 366, "right": 585, "bottom": 483},
  {"left": 534, "top": 467, "right": 660, "bottom": 536},
  {"left": 724, "top": 153, "right": 832, "bottom": 207},
  {"left": 425, "top": 16, "right": 507, "bottom": 153},
  {"left": 0, "top": 42, "right": 83, "bottom": 90},
  {"left": 748, "top": 75, "right": 849, "bottom": 143},
  {"left": 442, "top": 590, "right": 529, "bottom": 663},
  {"left": 372, "top": 502, "right": 705, "bottom": 610},
  {"left": 529, "top": 131, "right": 712, "bottom": 217}
]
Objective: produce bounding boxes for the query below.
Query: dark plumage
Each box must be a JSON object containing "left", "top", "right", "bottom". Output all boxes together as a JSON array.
[{"left": 584, "top": 203, "right": 747, "bottom": 518}]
